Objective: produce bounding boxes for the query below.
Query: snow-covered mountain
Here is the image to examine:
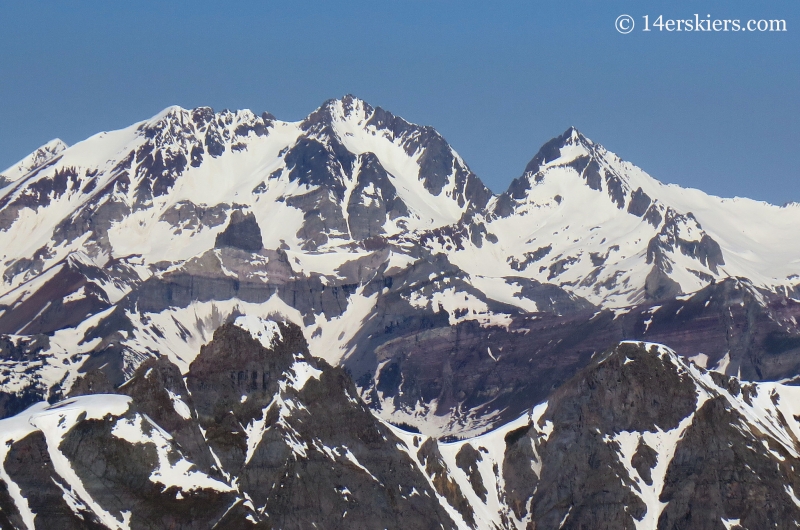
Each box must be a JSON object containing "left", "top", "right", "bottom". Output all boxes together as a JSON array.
[
  {"left": 1, "top": 95, "right": 800, "bottom": 438},
  {"left": 0, "top": 96, "right": 489, "bottom": 292},
  {"left": 437, "top": 126, "right": 800, "bottom": 307},
  {"left": 3, "top": 96, "right": 800, "bottom": 529}
]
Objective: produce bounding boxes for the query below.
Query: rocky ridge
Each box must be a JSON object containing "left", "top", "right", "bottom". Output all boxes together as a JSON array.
[{"left": 2, "top": 321, "right": 800, "bottom": 529}]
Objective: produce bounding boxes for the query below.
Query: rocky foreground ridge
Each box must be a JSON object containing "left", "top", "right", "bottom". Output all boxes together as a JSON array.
[{"left": 2, "top": 319, "right": 800, "bottom": 529}]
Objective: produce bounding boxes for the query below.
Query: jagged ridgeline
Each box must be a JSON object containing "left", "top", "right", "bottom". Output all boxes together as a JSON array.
[{"left": 2, "top": 96, "right": 800, "bottom": 528}]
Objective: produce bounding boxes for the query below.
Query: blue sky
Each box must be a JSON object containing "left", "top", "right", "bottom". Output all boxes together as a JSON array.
[{"left": 1, "top": 0, "right": 798, "bottom": 203}]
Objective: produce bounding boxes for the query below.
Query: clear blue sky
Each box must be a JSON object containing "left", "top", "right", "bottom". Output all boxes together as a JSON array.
[{"left": 1, "top": 0, "right": 798, "bottom": 204}]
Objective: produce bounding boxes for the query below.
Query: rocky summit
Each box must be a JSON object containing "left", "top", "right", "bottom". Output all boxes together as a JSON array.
[{"left": 1, "top": 97, "right": 800, "bottom": 529}]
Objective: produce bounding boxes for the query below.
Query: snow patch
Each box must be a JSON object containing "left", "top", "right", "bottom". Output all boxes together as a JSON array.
[
  {"left": 721, "top": 518, "right": 742, "bottom": 530},
  {"left": 63, "top": 286, "right": 87, "bottom": 303},
  {"left": 233, "top": 315, "right": 282, "bottom": 349},
  {"left": 287, "top": 358, "right": 323, "bottom": 391},
  {"left": 166, "top": 389, "right": 193, "bottom": 420},
  {"left": 714, "top": 352, "right": 731, "bottom": 375},
  {"left": 687, "top": 353, "right": 709, "bottom": 369}
]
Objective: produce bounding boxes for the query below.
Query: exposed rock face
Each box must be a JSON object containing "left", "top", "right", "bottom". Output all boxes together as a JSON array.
[
  {"left": 455, "top": 444, "right": 488, "bottom": 503},
  {"left": 521, "top": 342, "right": 696, "bottom": 528},
  {"left": 644, "top": 209, "right": 725, "bottom": 302},
  {"left": 302, "top": 95, "right": 492, "bottom": 214},
  {"left": 626, "top": 277, "right": 800, "bottom": 381},
  {"left": 187, "top": 322, "right": 457, "bottom": 529},
  {"left": 0, "top": 253, "right": 133, "bottom": 336},
  {"left": 214, "top": 210, "right": 263, "bottom": 252},
  {"left": 644, "top": 264, "right": 683, "bottom": 301},
  {"left": 476, "top": 125, "right": 780, "bottom": 308},
  {"left": 492, "top": 342, "right": 800, "bottom": 530},
  {"left": 160, "top": 200, "right": 228, "bottom": 235},
  {"left": 345, "top": 153, "right": 409, "bottom": 240},
  {"left": 627, "top": 187, "right": 652, "bottom": 217},
  {"left": 658, "top": 396, "right": 800, "bottom": 529},
  {"left": 4, "top": 231, "right": 800, "bottom": 442},
  {"left": 5, "top": 430, "right": 106, "bottom": 529}
]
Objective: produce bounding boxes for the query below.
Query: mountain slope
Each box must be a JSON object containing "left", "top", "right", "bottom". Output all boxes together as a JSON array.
[{"left": 4, "top": 323, "right": 800, "bottom": 529}]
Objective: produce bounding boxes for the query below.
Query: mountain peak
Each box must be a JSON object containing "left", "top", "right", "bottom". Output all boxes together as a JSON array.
[
  {"left": 563, "top": 125, "right": 593, "bottom": 147},
  {"left": 302, "top": 94, "right": 376, "bottom": 131},
  {"left": 560, "top": 125, "right": 582, "bottom": 139},
  {"left": 150, "top": 104, "right": 187, "bottom": 120},
  {"left": 521, "top": 126, "right": 593, "bottom": 175},
  {"left": 42, "top": 138, "right": 69, "bottom": 153},
  {"left": 0, "top": 138, "right": 68, "bottom": 186}
]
